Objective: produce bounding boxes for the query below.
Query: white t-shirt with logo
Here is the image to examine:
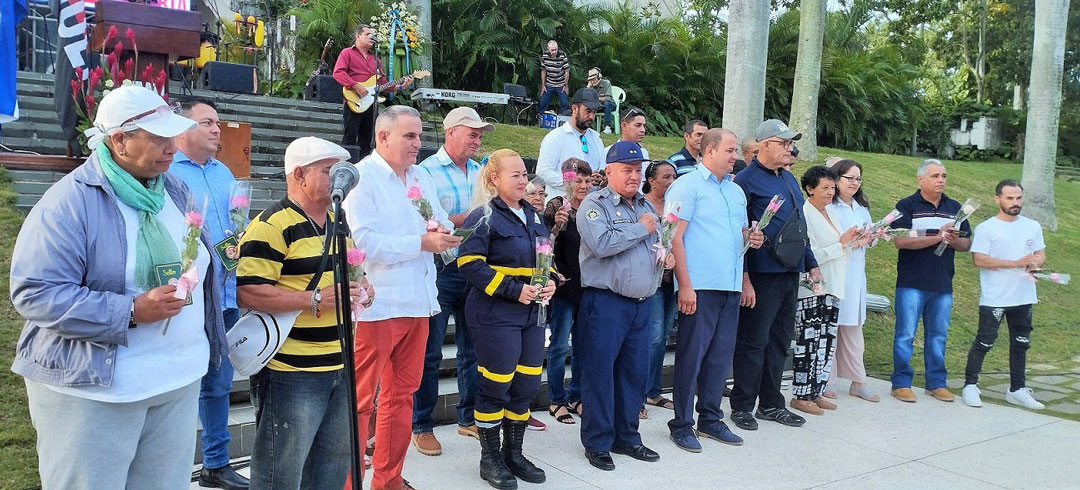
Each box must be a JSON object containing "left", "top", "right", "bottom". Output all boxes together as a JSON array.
[{"left": 971, "top": 215, "right": 1045, "bottom": 307}]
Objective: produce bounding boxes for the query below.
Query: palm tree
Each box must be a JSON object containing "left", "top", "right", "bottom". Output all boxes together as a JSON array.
[
  {"left": 723, "top": 0, "right": 772, "bottom": 142},
  {"left": 789, "top": 0, "right": 828, "bottom": 162}
]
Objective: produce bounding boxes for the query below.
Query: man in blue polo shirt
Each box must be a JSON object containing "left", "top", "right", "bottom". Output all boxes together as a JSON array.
[
  {"left": 889, "top": 159, "right": 972, "bottom": 403},
  {"left": 666, "top": 119, "right": 707, "bottom": 177},
  {"left": 666, "top": 129, "right": 763, "bottom": 452},
  {"left": 730, "top": 119, "right": 823, "bottom": 431},
  {"left": 168, "top": 97, "right": 248, "bottom": 490}
]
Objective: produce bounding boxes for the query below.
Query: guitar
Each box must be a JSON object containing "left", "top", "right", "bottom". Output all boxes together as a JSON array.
[
  {"left": 305, "top": 37, "right": 335, "bottom": 88},
  {"left": 342, "top": 70, "right": 430, "bottom": 113}
]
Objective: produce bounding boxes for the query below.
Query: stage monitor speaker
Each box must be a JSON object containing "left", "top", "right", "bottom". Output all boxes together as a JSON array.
[
  {"left": 304, "top": 75, "right": 344, "bottom": 104},
  {"left": 200, "top": 61, "right": 257, "bottom": 94}
]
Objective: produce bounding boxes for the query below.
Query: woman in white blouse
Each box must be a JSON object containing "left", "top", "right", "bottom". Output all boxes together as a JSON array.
[{"left": 826, "top": 159, "right": 880, "bottom": 402}]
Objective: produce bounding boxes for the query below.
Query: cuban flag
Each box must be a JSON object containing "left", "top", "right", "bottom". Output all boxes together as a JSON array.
[{"left": 1, "top": 0, "right": 28, "bottom": 124}]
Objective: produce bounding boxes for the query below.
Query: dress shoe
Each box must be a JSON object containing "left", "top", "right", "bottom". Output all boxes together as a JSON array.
[
  {"left": 670, "top": 428, "right": 702, "bottom": 453},
  {"left": 729, "top": 410, "right": 758, "bottom": 431},
  {"left": 199, "top": 465, "right": 249, "bottom": 490},
  {"left": 813, "top": 396, "right": 838, "bottom": 410},
  {"left": 412, "top": 432, "right": 442, "bottom": 456},
  {"left": 585, "top": 451, "right": 615, "bottom": 471},
  {"left": 925, "top": 387, "right": 955, "bottom": 402},
  {"left": 611, "top": 444, "right": 660, "bottom": 462},
  {"left": 755, "top": 407, "right": 806, "bottom": 427},
  {"left": 697, "top": 421, "right": 743, "bottom": 446},
  {"left": 789, "top": 399, "right": 825, "bottom": 416},
  {"left": 892, "top": 387, "right": 917, "bottom": 403}
]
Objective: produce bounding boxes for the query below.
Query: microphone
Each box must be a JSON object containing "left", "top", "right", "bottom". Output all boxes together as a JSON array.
[{"left": 329, "top": 161, "right": 360, "bottom": 202}]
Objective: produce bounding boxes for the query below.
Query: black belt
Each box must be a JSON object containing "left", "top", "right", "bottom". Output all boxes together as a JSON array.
[{"left": 583, "top": 287, "right": 649, "bottom": 303}]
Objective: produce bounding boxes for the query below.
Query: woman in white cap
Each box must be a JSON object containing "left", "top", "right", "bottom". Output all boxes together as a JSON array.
[{"left": 10, "top": 85, "right": 227, "bottom": 490}]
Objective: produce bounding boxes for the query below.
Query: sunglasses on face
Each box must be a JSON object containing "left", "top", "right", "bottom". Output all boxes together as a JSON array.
[{"left": 622, "top": 107, "right": 644, "bottom": 122}]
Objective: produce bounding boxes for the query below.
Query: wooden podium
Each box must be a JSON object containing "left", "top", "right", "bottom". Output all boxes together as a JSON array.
[
  {"left": 216, "top": 121, "right": 252, "bottom": 178},
  {"left": 90, "top": 1, "right": 202, "bottom": 76}
]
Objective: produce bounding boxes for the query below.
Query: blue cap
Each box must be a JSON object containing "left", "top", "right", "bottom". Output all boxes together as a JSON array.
[{"left": 606, "top": 140, "right": 645, "bottom": 164}]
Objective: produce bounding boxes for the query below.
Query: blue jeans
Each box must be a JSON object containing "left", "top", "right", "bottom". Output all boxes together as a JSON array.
[
  {"left": 413, "top": 263, "right": 477, "bottom": 432},
  {"left": 538, "top": 85, "right": 568, "bottom": 115},
  {"left": 199, "top": 307, "right": 239, "bottom": 469},
  {"left": 546, "top": 296, "right": 581, "bottom": 405},
  {"left": 601, "top": 100, "right": 616, "bottom": 130},
  {"left": 249, "top": 368, "right": 351, "bottom": 490},
  {"left": 646, "top": 287, "right": 677, "bottom": 399},
  {"left": 892, "top": 287, "right": 953, "bottom": 390}
]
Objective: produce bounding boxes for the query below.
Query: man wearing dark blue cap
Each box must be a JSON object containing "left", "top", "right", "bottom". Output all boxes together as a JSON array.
[{"left": 575, "top": 140, "right": 668, "bottom": 471}]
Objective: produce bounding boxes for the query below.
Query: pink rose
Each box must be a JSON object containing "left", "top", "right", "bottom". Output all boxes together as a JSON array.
[
  {"left": 347, "top": 248, "right": 366, "bottom": 266},
  {"left": 536, "top": 243, "right": 553, "bottom": 255},
  {"left": 766, "top": 198, "right": 783, "bottom": 214},
  {"left": 562, "top": 171, "right": 576, "bottom": 182},
  {"left": 231, "top": 195, "right": 250, "bottom": 209},
  {"left": 665, "top": 212, "right": 678, "bottom": 223},
  {"left": 406, "top": 185, "right": 423, "bottom": 201},
  {"left": 185, "top": 211, "right": 203, "bottom": 228}
]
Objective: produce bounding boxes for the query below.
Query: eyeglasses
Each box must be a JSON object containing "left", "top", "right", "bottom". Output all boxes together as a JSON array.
[
  {"left": 580, "top": 134, "right": 589, "bottom": 154},
  {"left": 527, "top": 190, "right": 547, "bottom": 197},
  {"left": 840, "top": 175, "right": 863, "bottom": 183},
  {"left": 767, "top": 139, "right": 794, "bottom": 149}
]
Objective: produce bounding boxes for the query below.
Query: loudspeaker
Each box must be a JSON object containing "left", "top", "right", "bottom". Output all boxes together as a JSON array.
[
  {"left": 199, "top": 61, "right": 257, "bottom": 94},
  {"left": 304, "top": 75, "right": 343, "bottom": 104}
]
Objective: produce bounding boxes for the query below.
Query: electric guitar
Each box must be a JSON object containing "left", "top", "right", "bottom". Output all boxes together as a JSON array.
[
  {"left": 342, "top": 70, "right": 430, "bottom": 113},
  {"left": 305, "top": 37, "right": 335, "bottom": 88}
]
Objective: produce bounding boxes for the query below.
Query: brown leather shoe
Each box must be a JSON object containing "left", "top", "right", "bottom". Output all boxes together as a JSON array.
[
  {"left": 925, "top": 388, "right": 955, "bottom": 402},
  {"left": 813, "top": 396, "right": 837, "bottom": 410},
  {"left": 457, "top": 424, "right": 479, "bottom": 439},
  {"left": 411, "top": 432, "right": 442, "bottom": 456},
  {"left": 892, "top": 387, "right": 917, "bottom": 403},
  {"left": 789, "top": 398, "right": 825, "bottom": 415}
]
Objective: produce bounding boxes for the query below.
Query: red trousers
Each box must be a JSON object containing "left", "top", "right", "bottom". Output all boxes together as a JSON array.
[{"left": 346, "top": 317, "right": 428, "bottom": 490}]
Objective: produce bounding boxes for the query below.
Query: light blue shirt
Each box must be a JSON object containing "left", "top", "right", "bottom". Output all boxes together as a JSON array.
[
  {"left": 168, "top": 151, "right": 238, "bottom": 310},
  {"left": 419, "top": 146, "right": 482, "bottom": 217},
  {"left": 666, "top": 164, "right": 747, "bottom": 292}
]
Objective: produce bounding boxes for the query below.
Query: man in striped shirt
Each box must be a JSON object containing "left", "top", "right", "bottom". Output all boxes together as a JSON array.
[
  {"left": 538, "top": 40, "right": 570, "bottom": 116},
  {"left": 238, "top": 137, "right": 372, "bottom": 489}
]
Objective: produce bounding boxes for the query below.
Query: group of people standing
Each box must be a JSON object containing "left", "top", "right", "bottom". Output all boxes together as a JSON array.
[{"left": 8, "top": 74, "right": 1053, "bottom": 490}]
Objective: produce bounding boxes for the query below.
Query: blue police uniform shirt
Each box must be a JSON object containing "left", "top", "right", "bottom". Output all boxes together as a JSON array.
[
  {"left": 168, "top": 151, "right": 238, "bottom": 310},
  {"left": 890, "top": 190, "right": 972, "bottom": 294},
  {"left": 665, "top": 164, "right": 748, "bottom": 292},
  {"left": 733, "top": 158, "right": 818, "bottom": 274}
]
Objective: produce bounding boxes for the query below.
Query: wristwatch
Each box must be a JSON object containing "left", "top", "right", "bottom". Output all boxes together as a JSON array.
[
  {"left": 128, "top": 299, "right": 137, "bottom": 329},
  {"left": 311, "top": 289, "right": 323, "bottom": 318}
]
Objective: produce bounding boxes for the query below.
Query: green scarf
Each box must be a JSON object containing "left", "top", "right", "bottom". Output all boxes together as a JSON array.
[{"left": 97, "top": 141, "right": 181, "bottom": 290}]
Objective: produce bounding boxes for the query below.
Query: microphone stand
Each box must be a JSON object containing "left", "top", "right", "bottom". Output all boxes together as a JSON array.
[{"left": 326, "top": 196, "right": 363, "bottom": 489}]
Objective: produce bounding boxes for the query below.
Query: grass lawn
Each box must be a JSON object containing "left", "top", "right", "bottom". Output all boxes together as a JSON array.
[{"left": 0, "top": 124, "right": 1077, "bottom": 489}]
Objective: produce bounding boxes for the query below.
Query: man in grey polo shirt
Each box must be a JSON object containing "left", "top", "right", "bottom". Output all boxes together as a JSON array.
[{"left": 576, "top": 140, "right": 666, "bottom": 472}]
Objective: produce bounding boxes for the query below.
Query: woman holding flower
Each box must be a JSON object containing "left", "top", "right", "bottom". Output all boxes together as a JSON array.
[
  {"left": 457, "top": 149, "right": 557, "bottom": 488},
  {"left": 641, "top": 160, "right": 678, "bottom": 417},
  {"left": 9, "top": 86, "right": 227, "bottom": 490},
  {"left": 825, "top": 159, "right": 881, "bottom": 402}
]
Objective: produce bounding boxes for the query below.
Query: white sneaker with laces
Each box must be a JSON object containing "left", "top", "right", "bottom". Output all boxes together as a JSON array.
[
  {"left": 603, "top": 126, "right": 612, "bottom": 134},
  {"left": 1005, "top": 387, "right": 1046, "bottom": 410},
  {"left": 962, "top": 384, "right": 983, "bottom": 407}
]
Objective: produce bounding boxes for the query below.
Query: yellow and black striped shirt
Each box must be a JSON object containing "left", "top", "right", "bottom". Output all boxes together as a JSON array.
[{"left": 237, "top": 197, "right": 353, "bottom": 372}]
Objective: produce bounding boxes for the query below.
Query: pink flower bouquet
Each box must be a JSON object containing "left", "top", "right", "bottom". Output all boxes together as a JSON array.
[
  {"left": 229, "top": 181, "right": 252, "bottom": 238},
  {"left": 163, "top": 203, "right": 204, "bottom": 335},
  {"left": 347, "top": 248, "right": 369, "bottom": 314},
  {"left": 741, "top": 195, "right": 784, "bottom": 257},
  {"left": 532, "top": 237, "right": 555, "bottom": 323},
  {"left": 1024, "top": 270, "right": 1071, "bottom": 285},
  {"left": 407, "top": 182, "right": 439, "bottom": 231},
  {"left": 561, "top": 170, "right": 576, "bottom": 211}
]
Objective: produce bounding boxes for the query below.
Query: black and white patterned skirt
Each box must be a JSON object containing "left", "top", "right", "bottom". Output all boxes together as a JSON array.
[{"left": 792, "top": 294, "right": 839, "bottom": 401}]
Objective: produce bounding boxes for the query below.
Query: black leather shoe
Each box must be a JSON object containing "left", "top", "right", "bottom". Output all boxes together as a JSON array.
[
  {"left": 611, "top": 444, "right": 660, "bottom": 462},
  {"left": 199, "top": 465, "right": 249, "bottom": 490},
  {"left": 729, "top": 410, "right": 758, "bottom": 431},
  {"left": 585, "top": 451, "right": 615, "bottom": 471},
  {"left": 755, "top": 407, "right": 806, "bottom": 427}
]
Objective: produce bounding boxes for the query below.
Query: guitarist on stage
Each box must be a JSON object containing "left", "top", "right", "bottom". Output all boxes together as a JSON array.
[{"left": 333, "top": 23, "right": 413, "bottom": 156}]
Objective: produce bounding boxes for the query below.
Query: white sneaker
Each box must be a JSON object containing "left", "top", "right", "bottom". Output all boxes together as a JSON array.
[
  {"left": 962, "top": 384, "right": 983, "bottom": 407},
  {"left": 602, "top": 126, "right": 612, "bottom": 134},
  {"left": 1005, "top": 387, "right": 1046, "bottom": 410}
]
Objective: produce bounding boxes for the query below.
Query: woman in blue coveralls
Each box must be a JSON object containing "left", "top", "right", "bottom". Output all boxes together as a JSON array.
[{"left": 457, "top": 149, "right": 558, "bottom": 489}]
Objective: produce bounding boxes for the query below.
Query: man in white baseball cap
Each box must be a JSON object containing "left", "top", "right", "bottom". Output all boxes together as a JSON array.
[{"left": 236, "top": 135, "right": 373, "bottom": 489}]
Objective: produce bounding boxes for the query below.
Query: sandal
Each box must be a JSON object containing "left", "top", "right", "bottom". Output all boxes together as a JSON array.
[
  {"left": 849, "top": 385, "right": 881, "bottom": 402},
  {"left": 566, "top": 401, "right": 582, "bottom": 415},
  {"left": 639, "top": 406, "right": 649, "bottom": 419},
  {"left": 823, "top": 390, "right": 838, "bottom": 399},
  {"left": 548, "top": 404, "right": 576, "bottom": 424},
  {"left": 645, "top": 396, "right": 675, "bottom": 410}
]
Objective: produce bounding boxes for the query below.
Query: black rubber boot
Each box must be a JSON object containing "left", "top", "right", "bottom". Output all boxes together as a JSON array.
[
  {"left": 502, "top": 420, "right": 546, "bottom": 483},
  {"left": 478, "top": 425, "right": 517, "bottom": 489}
]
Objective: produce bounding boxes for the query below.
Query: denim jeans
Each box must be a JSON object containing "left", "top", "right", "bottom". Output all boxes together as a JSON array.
[
  {"left": 892, "top": 287, "right": 953, "bottom": 390},
  {"left": 199, "top": 308, "right": 239, "bottom": 469},
  {"left": 249, "top": 368, "right": 351, "bottom": 490},
  {"left": 413, "top": 263, "right": 477, "bottom": 432},
  {"left": 546, "top": 296, "right": 581, "bottom": 405},
  {"left": 646, "top": 287, "right": 677, "bottom": 399},
  {"left": 538, "top": 85, "right": 568, "bottom": 115},
  {"left": 601, "top": 100, "right": 616, "bottom": 130}
]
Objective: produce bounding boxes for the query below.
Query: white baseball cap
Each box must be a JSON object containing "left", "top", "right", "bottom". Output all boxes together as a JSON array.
[
  {"left": 85, "top": 85, "right": 195, "bottom": 147},
  {"left": 284, "top": 136, "right": 351, "bottom": 175}
]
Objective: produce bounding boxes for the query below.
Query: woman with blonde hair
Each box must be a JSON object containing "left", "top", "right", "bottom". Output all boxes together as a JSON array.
[{"left": 458, "top": 149, "right": 558, "bottom": 489}]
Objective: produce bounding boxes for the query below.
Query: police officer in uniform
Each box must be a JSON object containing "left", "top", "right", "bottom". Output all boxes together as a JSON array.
[
  {"left": 458, "top": 149, "right": 557, "bottom": 489},
  {"left": 576, "top": 141, "right": 669, "bottom": 471}
]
